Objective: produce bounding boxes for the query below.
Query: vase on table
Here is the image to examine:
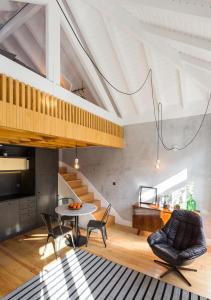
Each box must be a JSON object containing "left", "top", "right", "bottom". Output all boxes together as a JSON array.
[{"left": 186, "top": 194, "right": 196, "bottom": 211}]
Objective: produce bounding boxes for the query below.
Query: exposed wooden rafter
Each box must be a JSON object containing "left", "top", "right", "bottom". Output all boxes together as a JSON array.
[{"left": 0, "top": 4, "right": 41, "bottom": 43}]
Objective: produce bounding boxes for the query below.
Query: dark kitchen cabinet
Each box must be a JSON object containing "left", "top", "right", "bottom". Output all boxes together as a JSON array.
[
  {"left": 19, "top": 196, "right": 36, "bottom": 232},
  {"left": 35, "top": 148, "right": 58, "bottom": 225},
  {"left": 0, "top": 200, "right": 20, "bottom": 240},
  {"left": 0, "top": 148, "right": 58, "bottom": 240}
]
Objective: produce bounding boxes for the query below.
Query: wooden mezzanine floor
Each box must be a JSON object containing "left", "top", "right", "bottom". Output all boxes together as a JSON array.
[{"left": 0, "top": 225, "right": 211, "bottom": 299}]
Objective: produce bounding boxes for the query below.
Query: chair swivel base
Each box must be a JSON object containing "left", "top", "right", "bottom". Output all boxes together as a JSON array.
[{"left": 154, "top": 260, "right": 197, "bottom": 287}]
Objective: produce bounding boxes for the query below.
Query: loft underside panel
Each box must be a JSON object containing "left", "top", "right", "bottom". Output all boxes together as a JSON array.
[{"left": 0, "top": 74, "right": 124, "bottom": 149}]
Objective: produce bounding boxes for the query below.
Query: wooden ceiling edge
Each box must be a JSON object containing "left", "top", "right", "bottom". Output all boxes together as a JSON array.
[{"left": 0, "top": 127, "right": 121, "bottom": 149}]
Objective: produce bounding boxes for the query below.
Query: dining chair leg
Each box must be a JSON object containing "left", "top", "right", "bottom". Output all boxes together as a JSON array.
[
  {"left": 86, "top": 228, "right": 90, "bottom": 247},
  {"left": 43, "top": 235, "right": 50, "bottom": 256},
  {"left": 69, "top": 231, "right": 75, "bottom": 249},
  {"left": 101, "top": 228, "right": 106, "bottom": 248},
  {"left": 56, "top": 236, "right": 62, "bottom": 256},
  {"left": 51, "top": 238, "right": 58, "bottom": 259},
  {"left": 104, "top": 227, "right": 108, "bottom": 239},
  {"left": 88, "top": 228, "right": 92, "bottom": 237}
]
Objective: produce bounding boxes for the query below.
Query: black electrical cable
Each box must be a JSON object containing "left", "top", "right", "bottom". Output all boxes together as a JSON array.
[
  {"left": 57, "top": 0, "right": 211, "bottom": 150},
  {"left": 156, "top": 103, "right": 161, "bottom": 164},
  {"left": 151, "top": 72, "right": 211, "bottom": 151},
  {"left": 56, "top": 0, "right": 152, "bottom": 96}
]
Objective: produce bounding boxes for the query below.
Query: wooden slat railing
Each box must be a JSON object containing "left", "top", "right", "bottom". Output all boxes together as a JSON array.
[{"left": 0, "top": 74, "right": 124, "bottom": 148}]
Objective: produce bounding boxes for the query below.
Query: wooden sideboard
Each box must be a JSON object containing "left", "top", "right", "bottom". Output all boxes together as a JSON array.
[{"left": 132, "top": 203, "right": 172, "bottom": 235}]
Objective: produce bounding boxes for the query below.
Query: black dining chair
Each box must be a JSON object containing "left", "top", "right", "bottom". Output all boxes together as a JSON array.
[
  {"left": 41, "top": 212, "right": 75, "bottom": 258},
  {"left": 86, "top": 204, "right": 111, "bottom": 248},
  {"left": 58, "top": 197, "right": 76, "bottom": 226},
  {"left": 57, "top": 197, "right": 81, "bottom": 236}
]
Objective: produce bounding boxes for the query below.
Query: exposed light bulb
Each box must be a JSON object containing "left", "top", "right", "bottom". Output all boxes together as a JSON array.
[
  {"left": 155, "top": 159, "right": 160, "bottom": 169},
  {"left": 74, "top": 158, "right": 80, "bottom": 169}
]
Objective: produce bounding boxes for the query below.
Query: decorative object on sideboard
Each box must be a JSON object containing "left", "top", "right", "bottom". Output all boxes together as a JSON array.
[
  {"left": 186, "top": 194, "right": 196, "bottom": 211},
  {"left": 138, "top": 185, "right": 158, "bottom": 206},
  {"left": 186, "top": 181, "right": 197, "bottom": 211}
]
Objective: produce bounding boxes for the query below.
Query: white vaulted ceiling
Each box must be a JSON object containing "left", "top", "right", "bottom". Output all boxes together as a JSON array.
[
  {"left": 0, "top": 0, "right": 211, "bottom": 125},
  {"left": 0, "top": 1, "right": 25, "bottom": 28}
]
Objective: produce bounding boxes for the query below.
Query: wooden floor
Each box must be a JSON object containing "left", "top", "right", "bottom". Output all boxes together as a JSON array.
[{"left": 0, "top": 224, "right": 211, "bottom": 299}]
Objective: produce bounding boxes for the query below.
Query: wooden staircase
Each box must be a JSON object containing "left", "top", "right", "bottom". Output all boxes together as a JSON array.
[{"left": 59, "top": 167, "right": 115, "bottom": 226}]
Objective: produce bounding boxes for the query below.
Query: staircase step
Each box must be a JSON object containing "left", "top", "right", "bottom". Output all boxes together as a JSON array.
[
  {"left": 60, "top": 169, "right": 115, "bottom": 226},
  {"left": 67, "top": 179, "right": 82, "bottom": 188},
  {"left": 93, "top": 208, "right": 115, "bottom": 227},
  {"left": 59, "top": 166, "right": 67, "bottom": 174},
  {"left": 93, "top": 199, "right": 101, "bottom": 209},
  {"left": 62, "top": 173, "right": 77, "bottom": 181},
  {"left": 107, "top": 215, "right": 115, "bottom": 226},
  {"left": 80, "top": 192, "right": 94, "bottom": 202},
  {"left": 73, "top": 186, "right": 88, "bottom": 196},
  {"left": 93, "top": 207, "right": 106, "bottom": 220}
]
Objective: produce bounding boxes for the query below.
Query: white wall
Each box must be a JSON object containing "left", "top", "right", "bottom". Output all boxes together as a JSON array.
[{"left": 61, "top": 114, "right": 211, "bottom": 239}]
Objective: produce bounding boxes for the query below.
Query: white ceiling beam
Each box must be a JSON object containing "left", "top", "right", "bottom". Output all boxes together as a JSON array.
[
  {"left": 11, "top": 0, "right": 49, "bottom": 4},
  {"left": 12, "top": 27, "right": 45, "bottom": 74},
  {"left": 138, "top": 21, "right": 211, "bottom": 56},
  {"left": 57, "top": 0, "right": 117, "bottom": 116},
  {"left": 143, "top": 44, "right": 161, "bottom": 104},
  {"left": 26, "top": 8, "right": 45, "bottom": 50},
  {"left": 46, "top": 1, "right": 60, "bottom": 84},
  {"left": 84, "top": 0, "right": 182, "bottom": 68},
  {"left": 61, "top": 39, "right": 102, "bottom": 107},
  {"left": 0, "top": 1, "right": 19, "bottom": 11},
  {"left": 101, "top": 16, "right": 138, "bottom": 115},
  {"left": 181, "top": 54, "right": 211, "bottom": 92},
  {"left": 124, "top": 100, "right": 211, "bottom": 125},
  {"left": 122, "top": 0, "right": 211, "bottom": 21},
  {"left": 84, "top": 0, "right": 211, "bottom": 92},
  {"left": 0, "top": 4, "right": 41, "bottom": 43},
  {"left": 3, "top": 37, "right": 38, "bottom": 72},
  {"left": 0, "top": 54, "right": 123, "bottom": 125}
]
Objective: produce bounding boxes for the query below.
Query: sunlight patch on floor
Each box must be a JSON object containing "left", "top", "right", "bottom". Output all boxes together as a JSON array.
[
  {"left": 39, "top": 256, "right": 69, "bottom": 299},
  {"left": 65, "top": 252, "right": 94, "bottom": 300}
]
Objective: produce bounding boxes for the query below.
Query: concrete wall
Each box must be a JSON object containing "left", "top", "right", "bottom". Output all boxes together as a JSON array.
[{"left": 61, "top": 114, "right": 211, "bottom": 239}]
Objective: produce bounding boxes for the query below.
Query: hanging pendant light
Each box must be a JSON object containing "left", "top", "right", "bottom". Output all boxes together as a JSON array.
[
  {"left": 74, "top": 145, "right": 80, "bottom": 169},
  {"left": 155, "top": 159, "right": 160, "bottom": 169}
]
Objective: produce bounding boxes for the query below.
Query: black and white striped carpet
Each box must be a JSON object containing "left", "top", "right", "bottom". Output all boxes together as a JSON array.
[{"left": 4, "top": 249, "right": 209, "bottom": 300}]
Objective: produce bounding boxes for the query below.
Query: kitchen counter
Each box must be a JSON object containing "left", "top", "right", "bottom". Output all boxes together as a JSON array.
[{"left": 0, "top": 194, "right": 35, "bottom": 202}]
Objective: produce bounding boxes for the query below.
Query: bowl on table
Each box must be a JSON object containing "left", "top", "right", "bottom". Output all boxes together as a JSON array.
[{"left": 68, "top": 202, "right": 82, "bottom": 210}]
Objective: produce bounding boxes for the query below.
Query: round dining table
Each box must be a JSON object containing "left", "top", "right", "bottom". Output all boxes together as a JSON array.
[{"left": 55, "top": 202, "right": 97, "bottom": 247}]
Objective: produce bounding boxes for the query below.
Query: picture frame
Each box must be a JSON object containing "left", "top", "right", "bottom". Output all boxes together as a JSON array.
[{"left": 138, "top": 185, "right": 158, "bottom": 205}]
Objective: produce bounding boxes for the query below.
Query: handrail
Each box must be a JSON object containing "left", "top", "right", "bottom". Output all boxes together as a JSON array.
[{"left": 0, "top": 74, "right": 124, "bottom": 140}]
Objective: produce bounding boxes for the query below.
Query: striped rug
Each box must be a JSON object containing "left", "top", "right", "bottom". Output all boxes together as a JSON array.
[{"left": 3, "top": 249, "right": 209, "bottom": 300}]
